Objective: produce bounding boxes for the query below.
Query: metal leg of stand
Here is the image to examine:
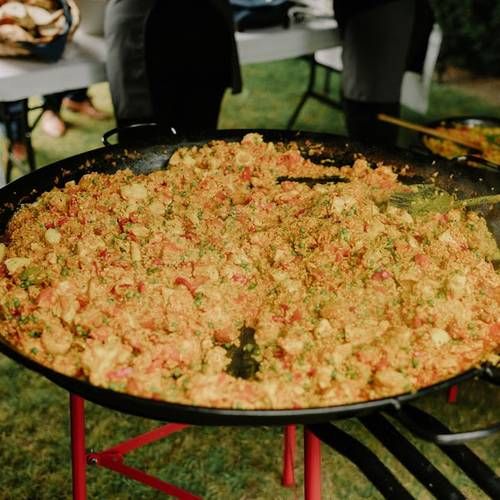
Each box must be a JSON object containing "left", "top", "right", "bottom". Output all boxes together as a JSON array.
[
  {"left": 19, "top": 99, "right": 36, "bottom": 174},
  {"left": 287, "top": 56, "right": 317, "bottom": 130},
  {"left": 5, "top": 144, "right": 14, "bottom": 186},
  {"left": 2, "top": 98, "right": 37, "bottom": 182},
  {"left": 282, "top": 425, "right": 296, "bottom": 487},
  {"left": 70, "top": 393, "right": 87, "bottom": 500},
  {"left": 447, "top": 385, "right": 458, "bottom": 403},
  {"left": 304, "top": 427, "right": 321, "bottom": 500}
]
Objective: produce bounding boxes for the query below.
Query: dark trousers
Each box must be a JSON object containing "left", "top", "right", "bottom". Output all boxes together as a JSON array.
[
  {"left": 3, "top": 89, "right": 88, "bottom": 143},
  {"left": 334, "top": 0, "right": 433, "bottom": 146},
  {"left": 44, "top": 88, "right": 88, "bottom": 113}
]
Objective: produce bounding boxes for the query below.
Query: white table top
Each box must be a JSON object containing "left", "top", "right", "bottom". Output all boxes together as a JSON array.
[
  {"left": 0, "top": 32, "right": 108, "bottom": 102},
  {"left": 0, "top": 18, "right": 339, "bottom": 102},
  {"left": 237, "top": 18, "right": 338, "bottom": 64}
]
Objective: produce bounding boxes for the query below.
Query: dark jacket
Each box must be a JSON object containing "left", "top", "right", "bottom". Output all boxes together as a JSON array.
[
  {"left": 105, "top": 0, "right": 242, "bottom": 121},
  {"left": 333, "top": 0, "right": 434, "bottom": 75}
]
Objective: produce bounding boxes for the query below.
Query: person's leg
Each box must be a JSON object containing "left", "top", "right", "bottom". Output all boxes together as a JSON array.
[
  {"left": 63, "top": 88, "right": 108, "bottom": 119},
  {"left": 342, "top": 99, "right": 401, "bottom": 146},
  {"left": 41, "top": 92, "right": 67, "bottom": 137},
  {"left": 64, "top": 88, "right": 89, "bottom": 103},
  {"left": 339, "top": 0, "right": 416, "bottom": 145},
  {"left": 44, "top": 92, "right": 65, "bottom": 113},
  {"left": 4, "top": 100, "right": 28, "bottom": 161}
]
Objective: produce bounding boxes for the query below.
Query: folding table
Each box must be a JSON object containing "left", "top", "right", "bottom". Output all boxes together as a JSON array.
[{"left": 0, "top": 18, "right": 339, "bottom": 184}]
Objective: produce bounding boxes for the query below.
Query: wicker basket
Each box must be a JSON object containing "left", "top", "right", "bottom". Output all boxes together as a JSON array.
[{"left": 0, "top": 0, "right": 80, "bottom": 61}]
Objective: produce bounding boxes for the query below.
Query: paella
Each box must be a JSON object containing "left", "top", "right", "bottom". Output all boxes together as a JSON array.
[{"left": 0, "top": 134, "right": 499, "bottom": 409}]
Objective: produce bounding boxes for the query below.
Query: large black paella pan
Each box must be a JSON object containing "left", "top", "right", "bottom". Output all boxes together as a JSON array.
[{"left": 0, "top": 127, "right": 498, "bottom": 431}]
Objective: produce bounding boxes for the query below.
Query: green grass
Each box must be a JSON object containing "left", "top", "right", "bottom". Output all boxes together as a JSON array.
[{"left": 1, "top": 59, "right": 500, "bottom": 499}]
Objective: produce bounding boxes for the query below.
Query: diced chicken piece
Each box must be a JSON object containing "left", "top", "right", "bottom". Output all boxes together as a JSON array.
[
  {"left": 130, "top": 241, "right": 141, "bottom": 262},
  {"left": 330, "top": 196, "right": 356, "bottom": 214},
  {"left": 315, "top": 318, "right": 334, "bottom": 338},
  {"left": 120, "top": 183, "right": 148, "bottom": 201},
  {"left": 45, "top": 228, "right": 61, "bottom": 245},
  {"left": 331, "top": 343, "right": 352, "bottom": 366},
  {"left": 344, "top": 324, "right": 366, "bottom": 343},
  {"left": 4, "top": 257, "right": 31, "bottom": 274},
  {"left": 82, "top": 336, "right": 131, "bottom": 386},
  {"left": 60, "top": 295, "right": 79, "bottom": 324},
  {"left": 278, "top": 336, "right": 304, "bottom": 356},
  {"left": 316, "top": 366, "right": 333, "bottom": 389},
  {"left": 148, "top": 200, "right": 165, "bottom": 216},
  {"left": 374, "top": 368, "right": 408, "bottom": 391},
  {"left": 47, "top": 191, "right": 68, "bottom": 211},
  {"left": 235, "top": 151, "right": 252, "bottom": 165},
  {"left": 0, "top": 243, "right": 5, "bottom": 263},
  {"left": 129, "top": 224, "right": 149, "bottom": 238},
  {"left": 447, "top": 274, "right": 468, "bottom": 299},
  {"left": 41, "top": 316, "right": 73, "bottom": 355},
  {"left": 430, "top": 328, "right": 450, "bottom": 346},
  {"left": 204, "top": 346, "right": 229, "bottom": 374},
  {"left": 439, "top": 230, "right": 456, "bottom": 245}
]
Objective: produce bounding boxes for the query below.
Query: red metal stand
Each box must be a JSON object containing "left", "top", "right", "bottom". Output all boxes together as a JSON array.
[
  {"left": 282, "top": 424, "right": 296, "bottom": 487},
  {"left": 304, "top": 428, "right": 322, "bottom": 500},
  {"left": 70, "top": 394, "right": 87, "bottom": 500},
  {"left": 447, "top": 385, "right": 459, "bottom": 403},
  {"left": 69, "top": 393, "right": 200, "bottom": 499},
  {"left": 69, "top": 393, "right": 323, "bottom": 499}
]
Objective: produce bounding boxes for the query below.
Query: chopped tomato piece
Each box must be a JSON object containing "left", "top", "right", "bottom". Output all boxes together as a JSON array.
[
  {"left": 68, "top": 197, "right": 79, "bottom": 216},
  {"left": 174, "top": 276, "right": 197, "bottom": 296},
  {"left": 127, "top": 231, "right": 138, "bottom": 242},
  {"left": 240, "top": 166, "right": 252, "bottom": 181},
  {"left": 290, "top": 309, "right": 302, "bottom": 323},
  {"left": 37, "top": 287, "right": 55, "bottom": 307},
  {"left": 272, "top": 315, "right": 287, "bottom": 324},
  {"left": 489, "top": 322, "right": 500, "bottom": 340},
  {"left": 56, "top": 217, "right": 69, "bottom": 227},
  {"left": 117, "top": 217, "right": 129, "bottom": 231},
  {"left": 231, "top": 273, "right": 249, "bottom": 285},
  {"left": 372, "top": 270, "right": 392, "bottom": 281},
  {"left": 414, "top": 254, "right": 429, "bottom": 268}
]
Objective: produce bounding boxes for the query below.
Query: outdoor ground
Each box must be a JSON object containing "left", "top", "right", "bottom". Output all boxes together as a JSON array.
[
  {"left": 439, "top": 66, "right": 500, "bottom": 108},
  {"left": 1, "top": 59, "right": 499, "bottom": 499}
]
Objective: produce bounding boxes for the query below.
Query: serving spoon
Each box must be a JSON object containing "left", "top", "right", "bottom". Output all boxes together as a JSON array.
[{"left": 389, "top": 184, "right": 500, "bottom": 216}]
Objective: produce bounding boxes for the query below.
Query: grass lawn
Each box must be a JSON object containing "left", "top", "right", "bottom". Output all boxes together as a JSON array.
[{"left": 1, "top": 59, "right": 499, "bottom": 499}]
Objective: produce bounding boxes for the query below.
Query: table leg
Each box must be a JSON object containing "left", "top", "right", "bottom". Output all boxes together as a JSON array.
[
  {"left": 2, "top": 99, "right": 37, "bottom": 182},
  {"left": 282, "top": 424, "right": 296, "bottom": 486},
  {"left": 18, "top": 99, "right": 36, "bottom": 174},
  {"left": 70, "top": 393, "right": 87, "bottom": 500},
  {"left": 304, "top": 427, "right": 322, "bottom": 500}
]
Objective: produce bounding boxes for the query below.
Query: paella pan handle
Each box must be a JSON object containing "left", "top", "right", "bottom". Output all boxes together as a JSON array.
[
  {"left": 389, "top": 400, "right": 500, "bottom": 446},
  {"left": 102, "top": 123, "right": 177, "bottom": 147},
  {"left": 481, "top": 362, "right": 500, "bottom": 386}
]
